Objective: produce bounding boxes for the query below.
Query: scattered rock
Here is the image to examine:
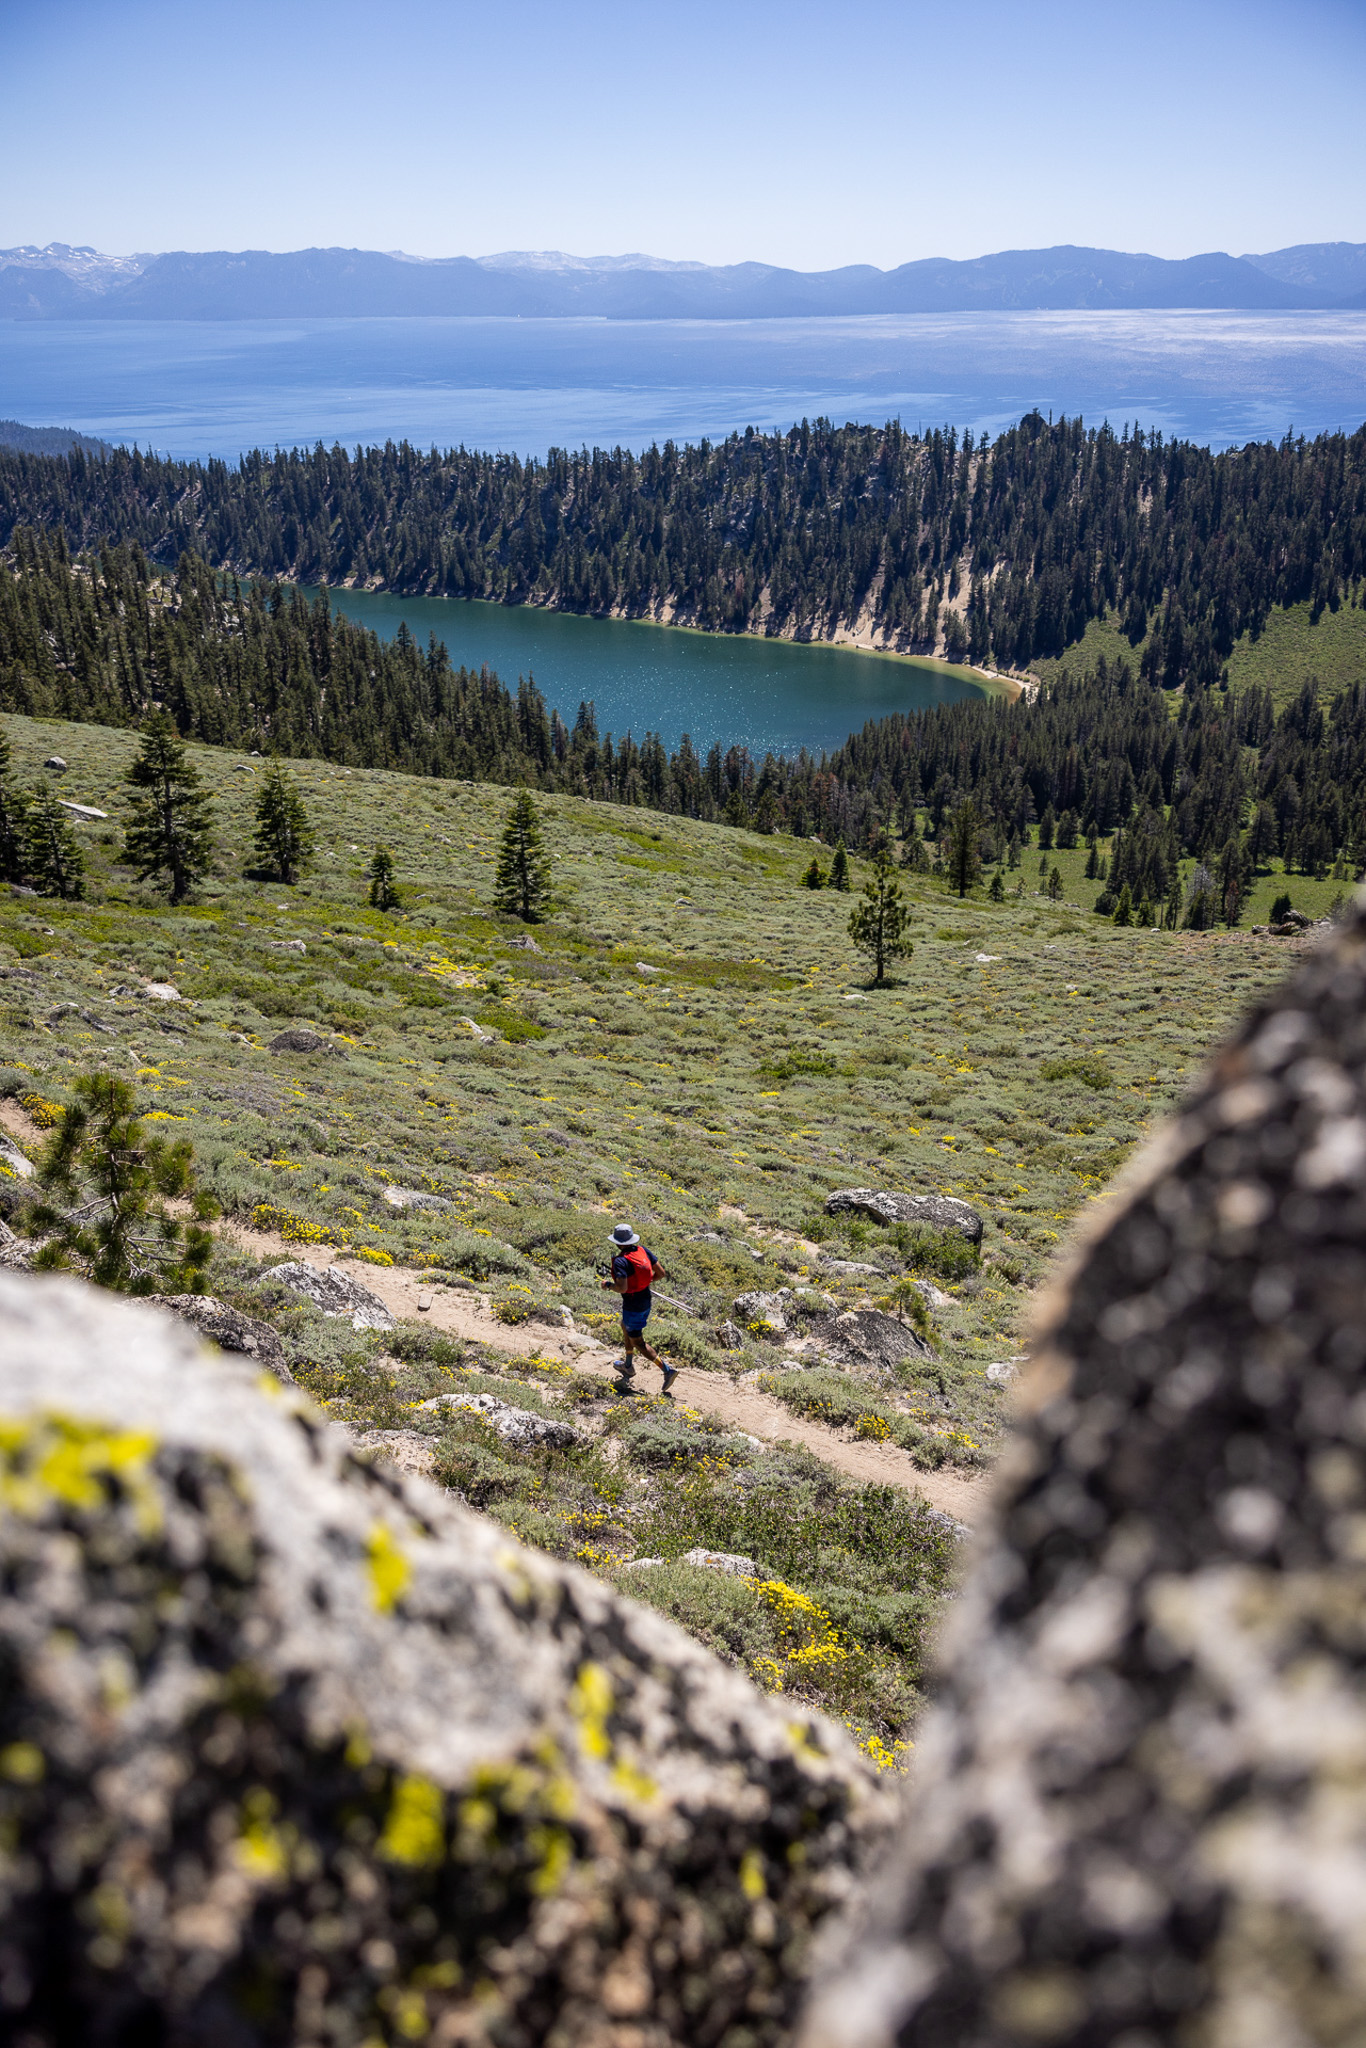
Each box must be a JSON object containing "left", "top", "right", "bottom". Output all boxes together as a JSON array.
[
  {"left": 261, "top": 1259, "right": 394, "bottom": 1331},
  {"left": 42, "top": 754, "right": 67, "bottom": 771},
  {"left": 268, "top": 1026, "right": 325, "bottom": 1053},
  {"left": 56, "top": 800, "right": 108, "bottom": 821},
  {"left": 460, "top": 1015, "right": 496, "bottom": 1043},
  {"left": 267, "top": 937, "right": 307, "bottom": 953},
  {"left": 912, "top": 1279, "right": 953, "bottom": 1310},
  {"left": 821, "top": 1257, "right": 882, "bottom": 1278},
  {"left": 984, "top": 1357, "right": 1021, "bottom": 1385},
  {"left": 140, "top": 981, "right": 181, "bottom": 1003},
  {"left": 636, "top": 961, "right": 663, "bottom": 976},
  {"left": 825, "top": 1187, "right": 984, "bottom": 1244},
  {"left": 383, "top": 1184, "right": 452, "bottom": 1212},
  {"left": 0, "top": 1132, "right": 35, "bottom": 1179},
  {"left": 620, "top": 1555, "right": 667, "bottom": 1570},
  {"left": 0, "top": 1217, "right": 34, "bottom": 1269},
  {"left": 802, "top": 899, "right": 1366, "bottom": 2048},
  {"left": 823, "top": 1307, "right": 932, "bottom": 1369},
  {"left": 422, "top": 1390, "right": 583, "bottom": 1450},
  {"left": 973, "top": 952, "right": 1000, "bottom": 963},
  {"left": 733, "top": 1288, "right": 790, "bottom": 1334},
  {"left": 508, "top": 934, "right": 540, "bottom": 951},
  {"left": 0, "top": 1271, "right": 886, "bottom": 2046},
  {"left": 683, "top": 1548, "right": 759, "bottom": 1577},
  {"left": 149, "top": 1294, "right": 295, "bottom": 1382},
  {"left": 232, "top": 763, "right": 255, "bottom": 773},
  {"left": 556, "top": 1304, "right": 577, "bottom": 1328},
  {"left": 715, "top": 1318, "right": 745, "bottom": 1349}
]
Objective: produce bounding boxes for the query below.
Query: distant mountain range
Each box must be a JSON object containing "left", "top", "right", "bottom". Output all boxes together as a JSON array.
[{"left": 1, "top": 240, "right": 1364, "bottom": 320}]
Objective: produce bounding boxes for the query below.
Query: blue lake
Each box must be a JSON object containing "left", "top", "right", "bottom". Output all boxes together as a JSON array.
[
  {"left": 3, "top": 309, "right": 1364, "bottom": 460},
  {"left": 310, "top": 586, "right": 985, "bottom": 757}
]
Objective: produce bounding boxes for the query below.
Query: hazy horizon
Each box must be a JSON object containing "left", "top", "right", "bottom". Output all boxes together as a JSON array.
[{"left": 6, "top": 0, "right": 1364, "bottom": 272}]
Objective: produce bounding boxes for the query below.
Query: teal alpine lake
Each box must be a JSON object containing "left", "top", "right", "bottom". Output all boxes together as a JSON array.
[{"left": 310, "top": 585, "right": 988, "bottom": 756}]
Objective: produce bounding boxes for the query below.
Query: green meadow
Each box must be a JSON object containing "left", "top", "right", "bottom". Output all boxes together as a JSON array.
[{"left": 0, "top": 709, "right": 1315, "bottom": 1750}]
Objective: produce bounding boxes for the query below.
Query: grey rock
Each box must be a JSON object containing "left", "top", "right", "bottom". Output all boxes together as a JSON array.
[
  {"left": 56, "top": 798, "right": 108, "bottom": 821},
  {"left": 984, "top": 1356, "right": 1021, "bottom": 1385},
  {"left": 383, "top": 1184, "right": 453, "bottom": 1212},
  {"left": 912, "top": 1278, "right": 953, "bottom": 1310},
  {"left": 267, "top": 937, "right": 307, "bottom": 953},
  {"left": 149, "top": 1293, "right": 294, "bottom": 1382},
  {"left": 42, "top": 754, "right": 67, "bottom": 771},
  {"left": 508, "top": 934, "right": 540, "bottom": 951},
  {"left": 422, "top": 1390, "right": 581, "bottom": 1450},
  {"left": 683, "top": 1547, "right": 759, "bottom": 1577},
  {"left": 824, "top": 1307, "right": 932, "bottom": 1369},
  {"left": 140, "top": 980, "right": 181, "bottom": 1002},
  {"left": 825, "top": 1187, "right": 984, "bottom": 1243},
  {"left": 821, "top": 1257, "right": 882, "bottom": 1278},
  {"left": 0, "top": 1272, "right": 886, "bottom": 2046},
  {"left": 802, "top": 901, "right": 1366, "bottom": 2048},
  {"left": 733, "top": 1287, "right": 791, "bottom": 1333},
  {"left": 0, "top": 1131, "right": 35, "bottom": 1179},
  {"left": 715, "top": 1318, "right": 745, "bottom": 1349},
  {"left": 268, "top": 1026, "right": 325, "bottom": 1053},
  {"left": 261, "top": 1258, "right": 394, "bottom": 1331}
]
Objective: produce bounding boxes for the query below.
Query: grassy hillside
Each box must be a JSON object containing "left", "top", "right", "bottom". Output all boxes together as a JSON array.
[
  {"left": 0, "top": 709, "right": 1314, "bottom": 1749},
  {"left": 1034, "top": 595, "right": 1366, "bottom": 709}
]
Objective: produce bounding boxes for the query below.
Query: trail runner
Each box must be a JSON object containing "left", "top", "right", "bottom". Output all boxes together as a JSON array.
[{"left": 602, "top": 1223, "right": 678, "bottom": 1393}]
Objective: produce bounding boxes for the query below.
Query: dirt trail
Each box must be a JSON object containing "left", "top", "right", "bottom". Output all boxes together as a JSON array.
[
  {"left": 1, "top": 1100, "right": 993, "bottom": 1526},
  {"left": 224, "top": 1229, "right": 993, "bottom": 1525}
]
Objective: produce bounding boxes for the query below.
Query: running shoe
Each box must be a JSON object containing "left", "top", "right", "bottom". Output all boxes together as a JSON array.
[{"left": 661, "top": 1364, "right": 679, "bottom": 1393}]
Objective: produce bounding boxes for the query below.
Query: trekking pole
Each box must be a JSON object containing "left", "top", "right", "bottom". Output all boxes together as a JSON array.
[{"left": 652, "top": 1290, "right": 699, "bottom": 1318}]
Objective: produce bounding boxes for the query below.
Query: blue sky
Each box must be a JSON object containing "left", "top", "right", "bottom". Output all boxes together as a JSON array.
[{"left": 5, "top": 0, "right": 1364, "bottom": 268}]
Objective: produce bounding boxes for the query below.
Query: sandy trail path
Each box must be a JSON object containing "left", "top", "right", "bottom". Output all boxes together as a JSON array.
[{"left": 1, "top": 1100, "right": 993, "bottom": 1527}]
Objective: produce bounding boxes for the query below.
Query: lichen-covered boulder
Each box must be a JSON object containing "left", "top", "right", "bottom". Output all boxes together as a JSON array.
[
  {"left": 261, "top": 1257, "right": 394, "bottom": 1331},
  {"left": 150, "top": 1292, "right": 295, "bottom": 1382},
  {"left": 824, "top": 1190, "right": 983, "bottom": 1244},
  {"left": 0, "top": 1271, "right": 889, "bottom": 2048},
  {"left": 802, "top": 905, "right": 1366, "bottom": 2047}
]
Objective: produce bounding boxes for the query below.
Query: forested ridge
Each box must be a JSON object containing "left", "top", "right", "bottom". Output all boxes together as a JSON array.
[
  {"left": 3, "top": 534, "right": 1365, "bottom": 905},
  {"left": 0, "top": 412, "right": 1363, "bottom": 685}
]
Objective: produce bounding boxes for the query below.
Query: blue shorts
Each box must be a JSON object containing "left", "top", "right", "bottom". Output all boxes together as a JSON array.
[{"left": 621, "top": 1304, "right": 652, "bottom": 1336}]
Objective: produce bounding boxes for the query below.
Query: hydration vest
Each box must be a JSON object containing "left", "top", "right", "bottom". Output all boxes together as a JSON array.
[{"left": 618, "top": 1244, "right": 656, "bottom": 1297}]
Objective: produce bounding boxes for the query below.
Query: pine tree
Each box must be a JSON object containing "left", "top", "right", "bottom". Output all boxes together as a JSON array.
[
  {"left": 27, "top": 1070, "right": 216, "bottom": 1293},
  {"left": 23, "top": 785, "right": 84, "bottom": 899},
  {"left": 1084, "top": 841, "right": 1100, "bottom": 880},
  {"left": 801, "top": 857, "right": 825, "bottom": 889},
  {"left": 1047, "top": 866, "right": 1064, "bottom": 901},
  {"left": 989, "top": 869, "right": 1005, "bottom": 902},
  {"left": 847, "top": 853, "right": 911, "bottom": 985},
  {"left": 123, "top": 713, "right": 214, "bottom": 904},
  {"left": 828, "top": 838, "right": 850, "bottom": 892},
  {"left": 368, "top": 846, "right": 400, "bottom": 911},
  {"left": 253, "top": 758, "right": 313, "bottom": 885},
  {"left": 947, "top": 800, "right": 983, "bottom": 897},
  {"left": 0, "top": 731, "right": 28, "bottom": 883},
  {"left": 1113, "top": 882, "right": 1133, "bottom": 926},
  {"left": 1217, "top": 836, "right": 1249, "bottom": 926},
  {"left": 1164, "top": 869, "right": 1184, "bottom": 930},
  {"left": 494, "top": 787, "right": 552, "bottom": 923}
]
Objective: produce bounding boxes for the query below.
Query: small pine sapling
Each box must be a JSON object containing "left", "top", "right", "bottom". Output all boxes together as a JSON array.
[
  {"left": 989, "top": 869, "right": 1005, "bottom": 902},
  {"left": 948, "top": 799, "right": 983, "bottom": 898},
  {"left": 847, "top": 852, "right": 911, "bottom": 985},
  {"left": 123, "top": 712, "right": 215, "bottom": 903},
  {"left": 26, "top": 1071, "right": 217, "bottom": 1293},
  {"left": 493, "top": 786, "right": 553, "bottom": 923},
  {"left": 253, "top": 758, "right": 314, "bottom": 885},
  {"left": 23, "top": 784, "right": 84, "bottom": 899},
  {"left": 801, "top": 857, "right": 825, "bottom": 889},
  {"left": 828, "top": 838, "right": 850, "bottom": 892},
  {"left": 368, "top": 846, "right": 400, "bottom": 911},
  {"left": 1047, "top": 866, "right": 1064, "bottom": 901}
]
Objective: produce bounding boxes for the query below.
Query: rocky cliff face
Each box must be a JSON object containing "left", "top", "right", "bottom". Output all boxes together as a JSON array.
[
  {"left": 0, "top": 1274, "right": 888, "bottom": 2047},
  {"left": 802, "top": 907, "right": 1366, "bottom": 2046}
]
